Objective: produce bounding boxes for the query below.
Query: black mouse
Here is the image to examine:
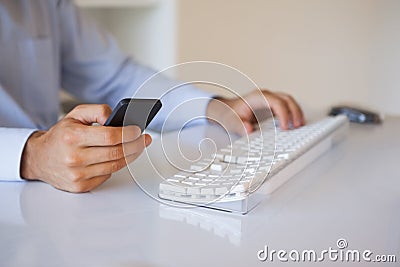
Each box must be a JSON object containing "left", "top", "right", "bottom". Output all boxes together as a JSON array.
[{"left": 329, "top": 106, "right": 382, "bottom": 124}]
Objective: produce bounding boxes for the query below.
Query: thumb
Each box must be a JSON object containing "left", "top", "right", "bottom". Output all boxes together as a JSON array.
[{"left": 65, "top": 104, "right": 112, "bottom": 125}]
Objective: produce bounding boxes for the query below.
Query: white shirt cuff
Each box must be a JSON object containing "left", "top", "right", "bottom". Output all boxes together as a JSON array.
[{"left": 0, "top": 128, "right": 37, "bottom": 181}]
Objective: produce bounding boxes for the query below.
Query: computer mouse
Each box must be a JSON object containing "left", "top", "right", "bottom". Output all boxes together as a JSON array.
[{"left": 329, "top": 106, "right": 382, "bottom": 124}]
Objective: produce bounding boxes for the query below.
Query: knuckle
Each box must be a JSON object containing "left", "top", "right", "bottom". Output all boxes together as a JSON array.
[
  {"left": 279, "top": 92, "right": 295, "bottom": 103},
  {"left": 62, "top": 130, "right": 78, "bottom": 145},
  {"left": 110, "top": 159, "right": 124, "bottom": 173},
  {"left": 110, "top": 146, "right": 123, "bottom": 160},
  {"left": 274, "top": 97, "right": 285, "bottom": 107},
  {"left": 104, "top": 130, "right": 119, "bottom": 145},
  {"left": 65, "top": 152, "right": 82, "bottom": 166},
  {"left": 69, "top": 170, "right": 84, "bottom": 182},
  {"left": 287, "top": 94, "right": 295, "bottom": 101},
  {"left": 71, "top": 104, "right": 87, "bottom": 114},
  {"left": 260, "top": 90, "right": 272, "bottom": 99},
  {"left": 284, "top": 94, "right": 296, "bottom": 103},
  {"left": 99, "top": 104, "right": 111, "bottom": 117},
  {"left": 71, "top": 105, "right": 81, "bottom": 114},
  {"left": 111, "top": 161, "right": 120, "bottom": 172}
]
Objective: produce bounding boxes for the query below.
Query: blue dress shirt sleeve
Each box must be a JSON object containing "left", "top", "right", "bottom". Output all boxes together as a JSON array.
[{"left": 57, "top": 0, "right": 214, "bottom": 131}]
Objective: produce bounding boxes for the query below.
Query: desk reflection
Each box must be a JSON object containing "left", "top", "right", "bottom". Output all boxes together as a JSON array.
[
  {"left": 158, "top": 204, "right": 242, "bottom": 246},
  {"left": 2, "top": 176, "right": 160, "bottom": 267}
]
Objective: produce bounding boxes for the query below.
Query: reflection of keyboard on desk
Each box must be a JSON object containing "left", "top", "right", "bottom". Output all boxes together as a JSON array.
[{"left": 159, "top": 115, "right": 349, "bottom": 214}]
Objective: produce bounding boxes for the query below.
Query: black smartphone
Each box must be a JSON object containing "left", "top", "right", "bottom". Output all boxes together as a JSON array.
[{"left": 104, "top": 98, "right": 162, "bottom": 131}]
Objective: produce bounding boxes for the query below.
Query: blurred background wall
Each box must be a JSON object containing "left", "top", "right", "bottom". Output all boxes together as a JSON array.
[{"left": 78, "top": 0, "right": 400, "bottom": 116}]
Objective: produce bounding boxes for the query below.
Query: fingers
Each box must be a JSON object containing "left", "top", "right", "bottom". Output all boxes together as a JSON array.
[
  {"left": 207, "top": 90, "right": 304, "bottom": 134},
  {"left": 74, "top": 152, "right": 144, "bottom": 181},
  {"left": 267, "top": 94, "right": 291, "bottom": 130},
  {"left": 263, "top": 91, "right": 304, "bottom": 130},
  {"left": 66, "top": 134, "right": 151, "bottom": 181},
  {"left": 62, "top": 124, "right": 142, "bottom": 147},
  {"left": 65, "top": 104, "right": 112, "bottom": 125},
  {"left": 55, "top": 134, "right": 151, "bottom": 193},
  {"left": 83, "top": 125, "right": 142, "bottom": 147},
  {"left": 70, "top": 134, "right": 152, "bottom": 166},
  {"left": 276, "top": 93, "right": 305, "bottom": 127}
]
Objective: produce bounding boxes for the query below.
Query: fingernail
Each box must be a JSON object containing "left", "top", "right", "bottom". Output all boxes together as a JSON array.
[{"left": 145, "top": 135, "right": 152, "bottom": 146}]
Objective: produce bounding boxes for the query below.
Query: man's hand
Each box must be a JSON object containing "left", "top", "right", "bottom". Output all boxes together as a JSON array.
[
  {"left": 20, "top": 104, "right": 152, "bottom": 193},
  {"left": 206, "top": 89, "right": 305, "bottom": 135}
]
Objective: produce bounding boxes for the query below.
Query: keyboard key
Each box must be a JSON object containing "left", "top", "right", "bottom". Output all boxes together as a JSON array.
[
  {"left": 190, "top": 165, "right": 202, "bottom": 171},
  {"left": 246, "top": 156, "right": 261, "bottom": 162},
  {"left": 230, "top": 169, "right": 243, "bottom": 174},
  {"left": 187, "top": 187, "right": 201, "bottom": 195},
  {"left": 167, "top": 178, "right": 181, "bottom": 183},
  {"left": 181, "top": 181, "right": 194, "bottom": 186},
  {"left": 213, "top": 153, "right": 224, "bottom": 160},
  {"left": 236, "top": 156, "right": 248, "bottom": 164},
  {"left": 201, "top": 187, "right": 215, "bottom": 195},
  {"left": 277, "top": 153, "right": 289, "bottom": 160},
  {"left": 230, "top": 183, "right": 249, "bottom": 193},
  {"left": 160, "top": 183, "right": 186, "bottom": 194},
  {"left": 210, "top": 162, "right": 227, "bottom": 171}
]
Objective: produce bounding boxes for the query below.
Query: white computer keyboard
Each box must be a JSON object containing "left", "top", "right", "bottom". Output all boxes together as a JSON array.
[{"left": 158, "top": 115, "right": 349, "bottom": 213}]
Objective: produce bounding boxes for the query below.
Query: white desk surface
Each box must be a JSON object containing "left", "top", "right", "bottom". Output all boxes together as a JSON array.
[{"left": 1, "top": 117, "right": 399, "bottom": 267}]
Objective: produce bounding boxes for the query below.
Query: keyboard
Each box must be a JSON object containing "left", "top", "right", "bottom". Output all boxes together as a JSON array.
[{"left": 158, "top": 115, "right": 349, "bottom": 213}]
